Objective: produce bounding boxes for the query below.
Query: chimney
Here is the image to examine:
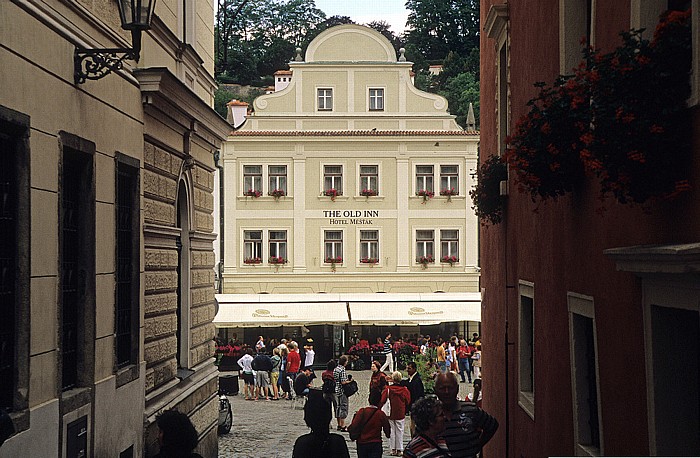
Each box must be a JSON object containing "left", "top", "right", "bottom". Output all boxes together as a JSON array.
[{"left": 227, "top": 99, "right": 249, "bottom": 128}]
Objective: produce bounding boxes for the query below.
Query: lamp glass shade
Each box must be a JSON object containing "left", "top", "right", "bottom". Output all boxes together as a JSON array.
[{"left": 117, "top": 0, "right": 156, "bottom": 31}]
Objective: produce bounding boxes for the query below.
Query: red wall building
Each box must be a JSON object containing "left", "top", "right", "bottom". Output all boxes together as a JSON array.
[{"left": 479, "top": 1, "right": 699, "bottom": 456}]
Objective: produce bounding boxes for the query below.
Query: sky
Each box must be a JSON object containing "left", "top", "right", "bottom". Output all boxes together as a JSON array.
[{"left": 313, "top": 0, "right": 410, "bottom": 35}]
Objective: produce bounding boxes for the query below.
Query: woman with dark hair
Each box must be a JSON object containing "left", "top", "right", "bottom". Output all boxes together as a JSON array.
[
  {"left": 369, "top": 360, "right": 387, "bottom": 396},
  {"left": 153, "top": 409, "right": 203, "bottom": 458},
  {"left": 292, "top": 390, "right": 349, "bottom": 458},
  {"left": 322, "top": 359, "right": 338, "bottom": 413},
  {"left": 403, "top": 397, "right": 449, "bottom": 458}
]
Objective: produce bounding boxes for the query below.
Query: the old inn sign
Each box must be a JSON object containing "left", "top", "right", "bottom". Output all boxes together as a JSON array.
[{"left": 323, "top": 210, "right": 379, "bottom": 225}]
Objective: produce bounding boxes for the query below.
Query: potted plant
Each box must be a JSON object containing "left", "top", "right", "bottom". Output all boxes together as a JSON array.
[
  {"left": 416, "top": 255, "right": 434, "bottom": 269},
  {"left": 360, "top": 188, "right": 378, "bottom": 198},
  {"left": 439, "top": 188, "right": 458, "bottom": 202},
  {"left": 243, "top": 257, "right": 262, "bottom": 264},
  {"left": 244, "top": 188, "right": 263, "bottom": 198},
  {"left": 441, "top": 255, "right": 458, "bottom": 266},
  {"left": 416, "top": 189, "right": 434, "bottom": 203},
  {"left": 360, "top": 257, "right": 378, "bottom": 265},
  {"left": 268, "top": 189, "right": 286, "bottom": 200},
  {"left": 268, "top": 256, "right": 287, "bottom": 265},
  {"left": 325, "top": 256, "right": 342, "bottom": 272},
  {"left": 322, "top": 188, "right": 341, "bottom": 201},
  {"left": 470, "top": 155, "right": 508, "bottom": 225}
]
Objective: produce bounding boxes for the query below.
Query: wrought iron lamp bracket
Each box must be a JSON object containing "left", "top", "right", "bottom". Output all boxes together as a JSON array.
[{"left": 74, "top": 47, "right": 138, "bottom": 84}]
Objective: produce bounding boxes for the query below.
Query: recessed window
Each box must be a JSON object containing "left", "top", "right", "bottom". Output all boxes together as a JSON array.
[
  {"left": 324, "top": 230, "right": 343, "bottom": 262},
  {"left": 243, "top": 230, "right": 262, "bottom": 263},
  {"left": 416, "top": 230, "right": 435, "bottom": 261},
  {"left": 360, "top": 230, "right": 379, "bottom": 263},
  {"left": 519, "top": 281, "right": 535, "bottom": 418},
  {"left": 317, "top": 88, "right": 333, "bottom": 111},
  {"left": 416, "top": 165, "right": 434, "bottom": 193},
  {"left": 268, "top": 165, "right": 287, "bottom": 196},
  {"left": 324, "top": 165, "right": 343, "bottom": 195},
  {"left": 243, "top": 165, "right": 262, "bottom": 194},
  {"left": 369, "top": 88, "right": 384, "bottom": 111},
  {"left": 269, "top": 230, "right": 287, "bottom": 262},
  {"left": 440, "top": 165, "right": 459, "bottom": 194},
  {"left": 440, "top": 230, "right": 459, "bottom": 260},
  {"left": 360, "top": 165, "right": 378, "bottom": 195}
]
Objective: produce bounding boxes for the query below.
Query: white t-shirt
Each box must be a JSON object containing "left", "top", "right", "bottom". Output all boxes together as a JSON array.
[{"left": 304, "top": 348, "right": 315, "bottom": 367}]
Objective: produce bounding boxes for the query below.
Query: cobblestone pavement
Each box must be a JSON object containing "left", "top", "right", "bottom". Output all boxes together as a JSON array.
[{"left": 218, "top": 370, "right": 474, "bottom": 457}]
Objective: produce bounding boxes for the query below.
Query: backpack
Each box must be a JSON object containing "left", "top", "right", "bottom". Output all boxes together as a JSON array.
[
  {"left": 342, "top": 380, "right": 359, "bottom": 397},
  {"left": 322, "top": 376, "right": 336, "bottom": 394}
]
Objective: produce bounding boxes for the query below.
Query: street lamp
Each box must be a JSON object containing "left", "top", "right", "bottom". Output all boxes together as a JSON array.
[{"left": 74, "top": 0, "right": 157, "bottom": 84}]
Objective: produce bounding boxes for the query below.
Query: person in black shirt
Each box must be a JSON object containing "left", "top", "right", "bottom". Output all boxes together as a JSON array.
[
  {"left": 294, "top": 366, "right": 314, "bottom": 396},
  {"left": 293, "top": 390, "right": 350, "bottom": 458}
]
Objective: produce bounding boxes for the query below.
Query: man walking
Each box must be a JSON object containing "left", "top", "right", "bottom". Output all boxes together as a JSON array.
[
  {"left": 434, "top": 372, "right": 498, "bottom": 457},
  {"left": 402, "top": 361, "right": 425, "bottom": 436},
  {"left": 380, "top": 332, "right": 394, "bottom": 373}
]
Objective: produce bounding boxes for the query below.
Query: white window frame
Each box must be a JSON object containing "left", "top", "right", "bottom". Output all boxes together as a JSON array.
[
  {"left": 242, "top": 229, "right": 263, "bottom": 264},
  {"left": 559, "top": 0, "right": 596, "bottom": 74},
  {"left": 268, "top": 230, "right": 288, "bottom": 262},
  {"left": 243, "top": 165, "right": 262, "bottom": 194},
  {"left": 486, "top": 4, "right": 510, "bottom": 156},
  {"left": 415, "top": 164, "right": 434, "bottom": 194},
  {"left": 322, "top": 229, "right": 343, "bottom": 264},
  {"left": 518, "top": 280, "right": 535, "bottom": 419},
  {"left": 440, "top": 229, "right": 460, "bottom": 262},
  {"left": 414, "top": 229, "right": 435, "bottom": 264},
  {"left": 439, "top": 165, "right": 460, "bottom": 195},
  {"left": 321, "top": 163, "right": 344, "bottom": 196},
  {"left": 268, "top": 164, "right": 288, "bottom": 196},
  {"left": 358, "top": 163, "right": 380, "bottom": 196},
  {"left": 317, "top": 87, "right": 334, "bottom": 111},
  {"left": 358, "top": 229, "right": 380, "bottom": 265},
  {"left": 368, "top": 87, "right": 385, "bottom": 111},
  {"left": 568, "top": 293, "right": 603, "bottom": 456}
]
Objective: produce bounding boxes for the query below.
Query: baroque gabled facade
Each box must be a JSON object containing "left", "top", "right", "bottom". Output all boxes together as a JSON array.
[
  {"left": 218, "top": 25, "right": 481, "bottom": 352},
  {"left": 480, "top": 1, "right": 699, "bottom": 457},
  {"left": 0, "top": 0, "right": 229, "bottom": 456}
]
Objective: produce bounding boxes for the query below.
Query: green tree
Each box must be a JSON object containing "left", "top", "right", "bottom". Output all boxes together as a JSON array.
[
  {"left": 438, "top": 71, "right": 479, "bottom": 128},
  {"left": 365, "top": 20, "right": 403, "bottom": 52}
]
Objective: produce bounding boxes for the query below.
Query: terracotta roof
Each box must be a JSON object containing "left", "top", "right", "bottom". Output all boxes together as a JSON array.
[
  {"left": 274, "top": 70, "right": 293, "bottom": 75},
  {"left": 230, "top": 130, "right": 478, "bottom": 137},
  {"left": 227, "top": 100, "right": 249, "bottom": 106}
]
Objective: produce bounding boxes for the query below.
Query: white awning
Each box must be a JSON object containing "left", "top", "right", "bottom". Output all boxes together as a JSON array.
[
  {"left": 348, "top": 293, "right": 481, "bottom": 325},
  {"left": 214, "top": 294, "right": 349, "bottom": 327},
  {"left": 214, "top": 293, "right": 481, "bottom": 327}
]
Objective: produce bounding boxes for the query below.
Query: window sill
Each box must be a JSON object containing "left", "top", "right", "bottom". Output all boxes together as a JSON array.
[
  {"left": 116, "top": 363, "right": 140, "bottom": 388},
  {"left": 518, "top": 390, "right": 535, "bottom": 420},
  {"left": 354, "top": 196, "right": 385, "bottom": 201},
  {"left": 575, "top": 444, "right": 602, "bottom": 457},
  {"left": 237, "top": 196, "right": 292, "bottom": 202},
  {"left": 318, "top": 196, "right": 349, "bottom": 202}
]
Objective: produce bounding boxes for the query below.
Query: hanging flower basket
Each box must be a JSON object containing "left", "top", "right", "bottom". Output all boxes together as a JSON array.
[
  {"left": 441, "top": 255, "right": 458, "bottom": 266},
  {"left": 243, "top": 257, "right": 262, "bottom": 264},
  {"left": 416, "top": 255, "right": 434, "bottom": 268},
  {"left": 269, "top": 189, "right": 286, "bottom": 200},
  {"left": 360, "top": 189, "right": 378, "bottom": 198},
  {"left": 416, "top": 189, "right": 435, "bottom": 203},
  {"left": 325, "top": 256, "right": 342, "bottom": 272},
  {"left": 439, "top": 188, "right": 458, "bottom": 202},
  {"left": 322, "top": 189, "right": 341, "bottom": 201},
  {"left": 244, "top": 189, "right": 263, "bottom": 198},
  {"left": 360, "top": 257, "right": 378, "bottom": 265},
  {"left": 268, "top": 256, "right": 287, "bottom": 265},
  {"left": 470, "top": 155, "right": 508, "bottom": 225}
]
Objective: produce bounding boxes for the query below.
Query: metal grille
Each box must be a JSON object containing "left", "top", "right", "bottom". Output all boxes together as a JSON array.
[
  {"left": 0, "top": 133, "right": 16, "bottom": 410},
  {"left": 61, "top": 156, "right": 81, "bottom": 390},
  {"left": 116, "top": 167, "right": 136, "bottom": 368}
]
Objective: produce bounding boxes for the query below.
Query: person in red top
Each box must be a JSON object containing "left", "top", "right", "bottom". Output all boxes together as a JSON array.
[
  {"left": 380, "top": 371, "right": 411, "bottom": 456},
  {"left": 286, "top": 341, "right": 302, "bottom": 388},
  {"left": 349, "top": 389, "right": 390, "bottom": 458}
]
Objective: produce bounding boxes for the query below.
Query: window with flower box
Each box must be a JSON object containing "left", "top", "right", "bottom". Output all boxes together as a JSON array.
[
  {"left": 440, "top": 165, "right": 459, "bottom": 196},
  {"left": 416, "top": 165, "right": 434, "bottom": 193},
  {"left": 369, "top": 88, "right": 384, "bottom": 111},
  {"left": 244, "top": 230, "right": 262, "bottom": 264},
  {"left": 324, "top": 230, "right": 343, "bottom": 263},
  {"left": 317, "top": 88, "right": 333, "bottom": 111},
  {"left": 268, "top": 165, "right": 287, "bottom": 197},
  {"left": 269, "top": 230, "right": 287, "bottom": 264},
  {"left": 359, "top": 165, "right": 378, "bottom": 196},
  {"left": 416, "top": 230, "right": 435, "bottom": 264},
  {"left": 324, "top": 165, "right": 343, "bottom": 196},
  {"left": 360, "top": 230, "right": 379, "bottom": 264},
  {"left": 440, "top": 230, "right": 459, "bottom": 264},
  {"left": 243, "top": 165, "right": 262, "bottom": 196}
]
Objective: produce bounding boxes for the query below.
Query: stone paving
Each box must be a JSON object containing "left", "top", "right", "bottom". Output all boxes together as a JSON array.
[{"left": 218, "top": 370, "right": 474, "bottom": 457}]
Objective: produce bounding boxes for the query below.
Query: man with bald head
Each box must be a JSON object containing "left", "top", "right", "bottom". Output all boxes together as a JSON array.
[{"left": 434, "top": 372, "right": 498, "bottom": 457}]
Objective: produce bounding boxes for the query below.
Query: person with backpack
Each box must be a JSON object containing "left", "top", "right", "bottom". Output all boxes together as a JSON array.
[
  {"left": 348, "top": 389, "right": 391, "bottom": 458},
  {"left": 321, "top": 359, "right": 338, "bottom": 412}
]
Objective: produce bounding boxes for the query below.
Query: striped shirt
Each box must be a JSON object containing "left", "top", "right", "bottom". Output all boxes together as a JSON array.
[
  {"left": 333, "top": 365, "right": 348, "bottom": 396},
  {"left": 403, "top": 435, "right": 451, "bottom": 458},
  {"left": 440, "top": 401, "right": 498, "bottom": 458},
  {"left": 384, "top": 338, "right": 392, "bottom": 354}
]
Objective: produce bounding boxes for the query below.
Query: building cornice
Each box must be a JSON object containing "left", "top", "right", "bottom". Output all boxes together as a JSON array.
[
  {"left": 229, "top": 130, "right": 479, "bottom": 137},
  {"left": 485, "top": 3, "right": 509, "bottom": 39},
  {"left": 604, "top": 243, "right": 700, "bottom": 274}
]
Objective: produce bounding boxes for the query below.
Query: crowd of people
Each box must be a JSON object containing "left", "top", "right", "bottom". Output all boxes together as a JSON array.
[{"left": 216, "top": 332, "right": 495, "bottom": 457}]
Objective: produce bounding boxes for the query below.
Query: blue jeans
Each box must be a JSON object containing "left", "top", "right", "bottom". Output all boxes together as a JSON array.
[
  {"left": 458, "top": 358, "right": 471, "bottom": 382},
  {"left": 438, "top": 361, "right": 447, "bottom": 373}
]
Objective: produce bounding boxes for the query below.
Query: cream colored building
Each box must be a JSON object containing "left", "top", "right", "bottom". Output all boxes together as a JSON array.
[
  {"left": 218, "top": 25, "right": 480, "bottom": 350},
  {"left": 1, "top": 0, "right": 227, "bottom": 456}
]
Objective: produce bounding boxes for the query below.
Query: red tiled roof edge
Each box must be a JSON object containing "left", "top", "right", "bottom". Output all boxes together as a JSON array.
[{"left": 229, "top": 130, "right": 479, "bottom": 136}]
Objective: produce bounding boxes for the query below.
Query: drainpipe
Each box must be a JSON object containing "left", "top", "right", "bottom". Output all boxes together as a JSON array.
[{"left": 214, "top": 150, "right": 224, "bottom": 294}]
